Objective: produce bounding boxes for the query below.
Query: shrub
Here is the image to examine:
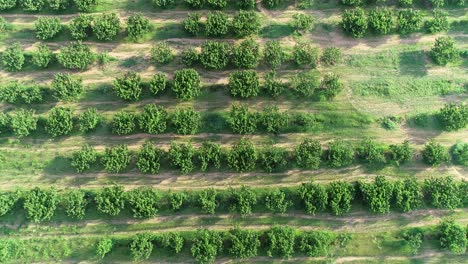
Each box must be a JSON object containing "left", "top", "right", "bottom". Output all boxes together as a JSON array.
[
  {"left": 422, "top": 140, "right": 449, "bottom": 166},
  {"left": 8, "top": 109, "right": 37, "bottom": 137},
  {"left": 150, "top": 42, "right": 174, "bottom": 64},
  {"left": 206, "top": 0, "right": 227, "bottom": 8},
  {"left": 62, "top": 189, "right": 88, "bottom": 219},
  {"left": 169, "top": 191, "right": 189, "bottom": 211},
  {"left": 169, "top": 142, "right": 196, "bottom": 174},
  {"left": 397, "top": 9, "right": 422, "bottom": 34},
  {"left": 93, "top": 13, "right": 120, "bottom": 41},
  {"left": 430, "top": 36, "right": 460, "bottom": 65},
  {"left": 101, "top": 145, "right": 131, "bottom": 173},
  {"left": 23, "top": 188, "right": 58, "bottom": 223},
  {"left": 438, "top": 220, "right": 467, "bottom": 254},
  {"left": 138, "top": 104, "right": 167, "bottom": 134},
  {"left": 398, "top": 0, "right": 413, "bottom": 6},
  {"left": 126, "top": 187, "right": 159, "bottom": 218},
  {"left": 341, "top": 0, "right": 363, "bottom": 5},
  {"left": 183, "top": 13, "right": 202, "bottom": 36},
  {"left": 32, "top": 44, "right": 53, "bottom": 68},
  {"left": 137, "top": 141, "right": 163, "bottom": 174},
  {"left": 389, "top": 141, "right": 413, "bottom": 165},
  {"left": 149, "top": 73, "right": 168, "bottom": 96},
  {"left": 45, "top": 107, "right": 74, "bottom": 137},
  {"left": 232, "top": 39, "right": 260, "bottom": 69},
  {"left": 228, "top": 103, "right": 258, "bottom": 134},
  {"left": 260, "top": 105, "right": 288, "bottom": 134},
  {"left": 96, "top": 238, "right": 113, "bottom": 259},
  {"left": 227, "top": 138, "right": 257, "bottom": 172},
  {"left": 198, "top": 188, "right": 217, "bottom": 214},
  {"left": 319, "top": 73, "right": 343, "bottom": 100},
  {"left": 78, "top": 108, "right": 101, "bottom": 133},
  {"left": 426, "top": 10, "right": 449, "bottom": 34},
  {"left": 185, "top": 0, "right": 204, "bottom": 8},
  {"left": 263, "top": 0, "right": 284, "bottom": 9},
  {"left": 181, "top": 47, "right": 199, "bottom": 67},
  {"left": 74, "top": 0, "right": 99, "bottom": 11},
  {"left": 172, "top": 68, "right": 201, "bottom": 100},
  {"left": 130, "top": 233, "right": 153, "bottom": 261},
  {"left": 299, "top": 231, "right": 335, "bottom": 257},
  {"left": 113, "top": 71, "right": 142, "bottom": 101},
  {"left": 20, "top": 0, "right": 46, "bottom": 11},
  {"left": 293, "top": 43, "right": 320, "bottom": 67},
  {"left": 152, "top": 0, "right": 174, "bottom": 8},
  {"left": 191, "top": 229, "right": 223, "bottom": 264},
  {"left": 292, "top": 13, "right": 315, "bottom": 33},
  {"left": 299, "top": 182, "right": 328, "bottom": 214},
  {"left": 160, "top": 232, "right": 184, "bottom": 254},
  {"left": 112, "top": 111, "right": 136, "bottom": 135},
  {"left": 264, "top": 70, "right": 285, "bottom": 98},
  {"left": 342, "top": 8, "right": 367, "bottom": 38},
  {"left": 265, "top": 189, "right": 291, "bottom": 213},
  {"left": 429, "top": 0, "right": 445, "bottom": 7},
  {"left": 438, "top": 103, "right": 467, "bottom": 131},
  {"left": 295, "top": 139, "right": 322, "bottom": 169},
  {"left": 359, "top": 176, "right": 393, "bottom": 214},
  {"left": 452, "top": 142, "right": 468, "bottom": 166},
  {"left": 172, "top": 107, "right": 201, "bottom": 135},
  {"left": 264, "top": 40, "right": 285, "bottom": 69},
  {"left": 402, "top": 228, "right": 423, "bottom": 254},
  {"left": 266, "top": 226, "right": 296, "bottom": 257},
  {"left": 232, "top": 10, "right": 261, "bottom": 37},
  {"left": 290, "top": 71, "right": 320, "bottom": 98},
  {"left": 34, "top": 17, "right": 62, "bottom": 40},
  {"left": 0, "top": 192, "right": 19, "bottom": 216},
  {"left": 368, "top": 8, "right": 394, "bottom": 35},
  {"left": 0, "top": 81, "right": 42, "bottom": 104},
  {"left": 71, "top": 144, "right": 97, "bottom": 173},
  {"left": 0, "top": 16, "right": 11, "bottom": 32},
  {"left": 52, "top": 73, "right": 84, "bottom": 101},
  {"left": 237, "top": 0, "right": 255, "bottom": 9},
  {"left": 0, "top": 113, "right": 8, "bottom": 134},
  {"left": 357, "top": 139, "right": 386, "bottom": 165},
  {"left": 230, "top": 186, "right": 257, "bottom": 216},
  {"left": 327, "top": 141, "right": 354, "bottom": 168},
  {"left": 424, "top": 176, "right": 461, "bottom": 209},
  {"left": 393, "top": 178, "right": 423, "bottom": 213},
  {"left": 198, "top": 142, "right": 222, "bottom": 171},
  {"left": 127, "top": 14, "right": 150, "bottom": 40},
  {"left": 2, "top": 43, "right": 24, "bottom": 72},
  {"left": 228, "top": 228, "right": 260, "bottom": 258},
  {"left": 95, "top": 185, "right": 125, "bottom": 215},
  {"left": 229, "top": 70, "right": 260, "bottom": 98},
  {"left": 0, "top": 0, "right": 16, "bottom": 10},
  {"left": 69, "top": 14, "right": 93, "bottom": 40},
  {"left": 205, "top": 11, "right": 229, "bottom": 37},
  {"left": 57, "top": 42, "right": 95, "bottom": 70},
  {"left": 200, "top": 41, "right": 230, "bottom": 70},
  {"left": 328, "top": 181, "right": 354, "bottom": 216},
  {"left": 48, "top": 0, "right": 70, "bottom": 10},
  {"left": 321, "top": 47, "right": 342, "bottom": 66},
  {"left": 260, "top": 146, "right": 288, "bottom": 173}
]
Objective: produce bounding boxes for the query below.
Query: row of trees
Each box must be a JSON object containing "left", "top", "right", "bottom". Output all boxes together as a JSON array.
[
  {"left": 68, "top": 139, "right": 468, "bottom": 175},
  {"left": 0, "top": 0, "right": 99, "bottom": 12},
  {"left": 34, "top": 13, "right": 152, "bottom": 41},
  {"left": 342, "top": 8, "right": 450, "bottom": 38},
  {"left": 340, "top": 0, "right": 464, "bottom": 7},
  {"left": 151, "top": 39, "right": 342, "bottom": 70},
  {"left": 1, "top": 177, "right": 466, "bottom": 225},
  {"left": 152, "top": 0, "right": 285, "bottom": 9}
]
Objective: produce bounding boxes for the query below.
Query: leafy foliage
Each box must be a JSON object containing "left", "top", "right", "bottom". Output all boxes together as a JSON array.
[
  {"left": 182, "top": 47, "right": 199, "bottom": 66},
  {"left": 397, "top": 9, "right": 422, "bottom": 34},
  {"left": 32, "top": 44, "right": 53, "bottom": 68},
  {"left": 126, "top": 187, "right": 160, "bottom": 218},
  {"left": 191, "top": 229, "right": 223, "bottom": 264},
  {"left": 71, "top": 144, "right": 98, "bottom": 173},
  {"left": 93, "top": 13, "right": 120, "bottom": 41},
  {"left": 137, "top": 141, "right": 163, "bottom": 174},
  {"left": 101, "top": 145, "right": 131, "bottom": 173},
  {"left": 160, "top": 232, "right": 184, "bottom": 253},
  {"left": 63, "top": 189, "right": 88, "bottom": 219},
  {"left": 95, "top": 185, "right": 125, "bottom": 216},
  {"left": 402, "top": 228, "right": 423, "bottom": 254},
  {"left": 229, "top": 186, "right": 257, "bottom": 216},
  {"left": 78, "top": 108, "right": 102, "bottom": 133},
  {"left": 430, "top": 37, "right": 460, "bottom": 66},
  {"left": 169, "top": 142, "right": 196, "bottom": 174},
  {"left": 389, "top": 141, "right": 413, "bottom": 166},
  {"left": 393, "top": 178, "right": 422, "bottom": 212},
  {"left": 151, "top": 42, "right": 174, "bottom": 64},
  {"left": 328, "top": 181, "right": 354, "bottom": 216},
  {"left": 293, "top": 43, "right": 320, "bottom": 67},
  {"left": 290, "top": 71, "right": 320, "bottom": 98},
  {"left": 149, "top": 73, "right": 168, "bottom": 96},
  {"left": 227, "top": 138, "right": 257, "bottom": 172},
  {"left": 0, "top": 192, "right": 19, "bottom": 217},
  {"left": 438, "top": 103, "right": 467, "bottom": 131},
  {"left": 172, "top": 68, "right": 201, "bottom": 100},
  {"left": 52, "top": 73, "right": 84, "bottom": 101},
  {"left": 438, "top": 219, "right": 467, "bottom": 254},
  {"left": 292, "top": 13, "right": 315, "bottom": 33},
  {"left": 0, "top": 81, "right": 42, "bottom": 104},
  {"left": 198, "top": 188, "right": 217, "bottom": 214},
  {"left": 205, "top": 11, "right": 229, "bottom": 36},
  {"left": 200, "top": 41, "right": 230, "bottom": 70},
  {"left": 321, "top": 47, "right": 342, "bottom": 66},
  {"left": 113, "top": 71, "right": 142, "bottom": 101},
  {"left": 264, "top": 70, "right": 285, "bottom": 98},
  {"left": 357, "top": 139, "right": 386, "bottom": 165},
  {"left": 232, "top": 10, "right": 261, "bottom": 37},
  {"left": 130, "top": 233, "right": 154, "bottom": 261},
  {"left": 232, "top": 39, "right": 260, "bottom": 69},
  {"left": 229, "top": 70, "right": 260, "bottom": 98},
  {"left": 266, "top": 226, "right": 296, "bottom": 257},
  {"left": 299, "top": 182, "right": 328, "bottom": 215},
  {"left": 360, "top": 176, "right": 394, "bottom": 214},
  {"left": 57, "top": 42, "right": 95, "bottom": 70},
  {"left": 0, "top": 0, "right": 16, "bottom": 10},
  {"left": 260, "top": 146, "right": 288, "bottom": 173},
  {"left": 20, "top": 0, "right": 46, "bottom": 11},
  {"left": 426, "top": 10, "right": 449, "bottom": 34},
  {"left": 169, "top": 191, "right": 189, "bottom": 211},
  {"left": 264, "top": 40, "right": 285, "bottom": 69},
  {"left": 422, "top": 140, "right": 449, "bottom": 166},
  {"left": 34, "top": 17, "right": 62, "bottom": 40},
  {"left": 96, "top": 238, "right": 113, "bottom": 259},
  {"left": 368, "top": 7, "right": 394, "bottom": 35},
  {"left": 172, "top": 107, "right": 201, "bottom": 135},
  {"left": 198, "top": 141, "right": 222, "bottom": 171},
  {"left": 424, "top": 176, "right": 461, "bottom": 209},
  {"left": 228, "top": 103, "right": 258, "bottom": 134},
  {"left": 138, "top": 104, "right": 167, "bottom": 134},
  {"left": 23, "top": 188, "right": 58, "bottom": 223},
  {"left": 228, "top": 228, "right": 260, "bottom": 258},
  {"left": 451, "top": 142, "right": 468, "bottom": 166},
  {"left": 45, "top": 107, "right": 74, "bottom": 137},
  {"left": 319, "top": 73, "right": 343, "bottom": 100},
  {"left": 74, "top": 0, "right": 99, "bottom": 11},
  {"left": 183, "top": 13, "right": 202, "bottom": 36},
  {"left": 259, "top": 105, "right": 288, "bottom": 134},
  {"left": 265, "top": 189, "right": 291, "bottom": 213},
  {"left": 295, "top": 138, "right": 322, "bottom": 169},
  {"left": 2, "top": 43, "right": 24, "bottom": 72},
  {"left": 112, "top": 111, "right": 136, "bottom": 135},
  {"left": 299, "top": 231, "right": 336, "bottom": 257},
  {"left": 127, "top": 14, "right": 150, "bottom": 40},
  {"left": 8, "top": 108, "right": 37, "bottom": 137},
  {"left": 69, "top": 14, "right": 93, "bottom": 40},
  {"left": 342, "top": 8, "right": 368, "bottom": 38}
]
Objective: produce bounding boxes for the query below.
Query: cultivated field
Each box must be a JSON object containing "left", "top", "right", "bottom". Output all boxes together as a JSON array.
[{"left": 0, "top": 0, "right": 467, "bottom": 263}]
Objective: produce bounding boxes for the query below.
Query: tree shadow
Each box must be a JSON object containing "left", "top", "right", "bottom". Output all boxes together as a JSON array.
[
  {"left": 153, "top": 23, "right": 189, "bottom": 41},
  {"left": 398, "top": 50, "right": 428, "bottom": 77},
  {"left": 260, "top": 24, "right": 294, "bottom": 38}
]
